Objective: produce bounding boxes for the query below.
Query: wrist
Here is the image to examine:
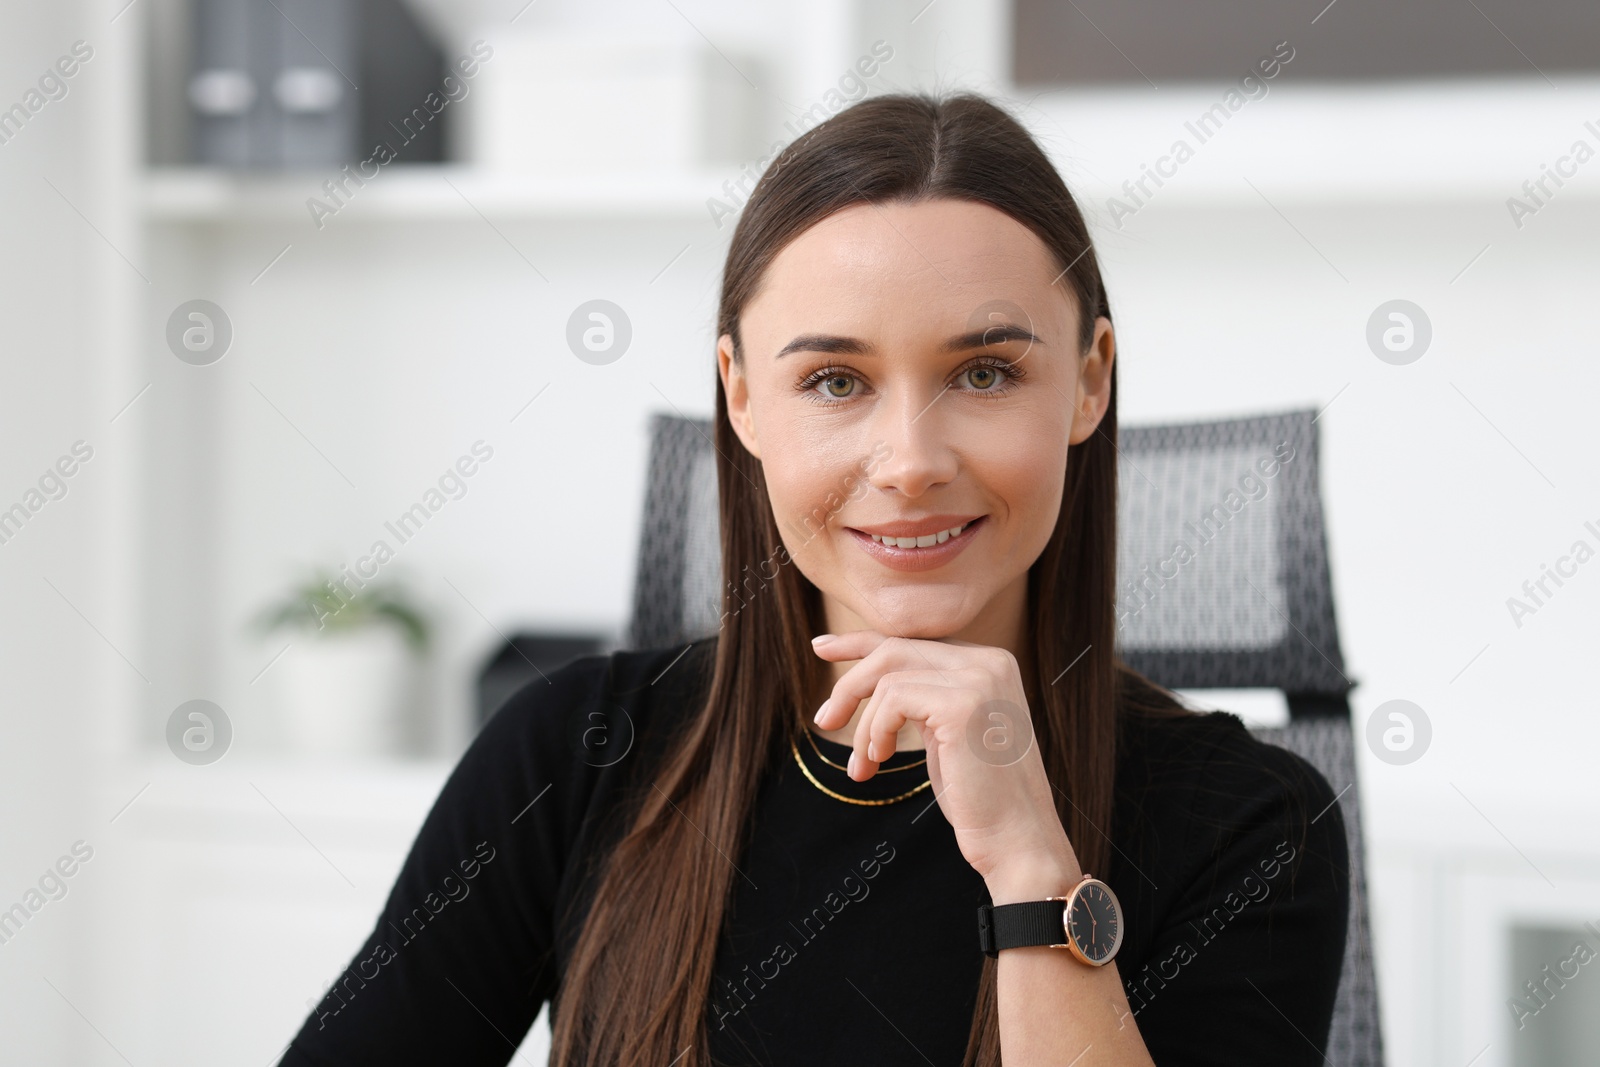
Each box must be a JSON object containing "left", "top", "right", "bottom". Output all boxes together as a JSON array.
[{"left": 983, "top": 839, "right": 1084, "bottom": 905}]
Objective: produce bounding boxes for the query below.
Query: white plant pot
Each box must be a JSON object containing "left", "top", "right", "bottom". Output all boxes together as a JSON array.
[{"left": 271, "top": 627, "right": 417, "bottom": 758}]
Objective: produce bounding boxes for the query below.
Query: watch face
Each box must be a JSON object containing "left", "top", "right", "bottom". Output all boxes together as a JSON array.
[{"left": 1066, "top": 880, "right": 1123, "bottom": 964}]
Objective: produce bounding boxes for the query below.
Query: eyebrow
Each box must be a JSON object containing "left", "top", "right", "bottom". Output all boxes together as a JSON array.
[{"left": 773, "top": 323, "right": 1043, "bottom": 359}]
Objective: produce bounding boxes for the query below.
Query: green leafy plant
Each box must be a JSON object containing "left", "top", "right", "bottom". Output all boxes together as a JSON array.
[{"left": 253, "top": 568, "right": 430, "bottom": 653}]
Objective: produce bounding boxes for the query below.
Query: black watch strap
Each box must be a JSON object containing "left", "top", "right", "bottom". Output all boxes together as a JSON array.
[{"left": 976, "top": 899, "right": 1067, "bottom": 958}]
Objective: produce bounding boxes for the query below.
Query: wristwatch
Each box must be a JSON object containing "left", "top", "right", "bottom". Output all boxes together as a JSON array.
[{"left": 976, "top": 873, "right": 1124, "bottom": 965}]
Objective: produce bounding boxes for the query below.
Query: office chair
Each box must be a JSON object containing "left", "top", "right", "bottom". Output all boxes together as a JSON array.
[
  {"left": 474, "top": 631, "right": 612, "bottom": 728},
  {"left": 625, "top": 408, "right": 1383, "bottom": 1067}
]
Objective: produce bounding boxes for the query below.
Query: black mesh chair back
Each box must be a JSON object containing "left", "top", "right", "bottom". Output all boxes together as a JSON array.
[
  {"left": 1115, "top": 410, "right": 1382, "bottom": 1067},
  {"left": 626, "top": 409, "right": 1383, "bottom": 1067}
]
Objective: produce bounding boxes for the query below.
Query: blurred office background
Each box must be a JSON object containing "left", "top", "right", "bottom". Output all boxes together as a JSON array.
[{"left": 1, "top": 0, "right": 1598, "bottom": 1063}]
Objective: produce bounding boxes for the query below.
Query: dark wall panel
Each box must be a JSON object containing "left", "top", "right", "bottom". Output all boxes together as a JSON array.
[{"left": 1014, "top": 0, "right": 1599, "bottom": 85}]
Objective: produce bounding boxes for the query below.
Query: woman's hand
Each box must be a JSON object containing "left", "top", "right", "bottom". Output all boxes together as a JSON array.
[{"left": 811, "top": 629, "right": 1083, "bottom": 902}]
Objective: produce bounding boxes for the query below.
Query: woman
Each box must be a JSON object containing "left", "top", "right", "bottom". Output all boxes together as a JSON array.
[{"left": 282, "top": 91, "right": 1348, "bottom": 1066}]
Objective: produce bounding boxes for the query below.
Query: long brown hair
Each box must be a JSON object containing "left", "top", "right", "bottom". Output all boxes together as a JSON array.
[{"left": 549, "top": 90, "right": 1189, "bottom": 1067}]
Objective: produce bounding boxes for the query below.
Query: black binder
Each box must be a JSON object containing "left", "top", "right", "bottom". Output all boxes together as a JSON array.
[{"left": 189, "top": 0, "right": 443, "bottom": 169}]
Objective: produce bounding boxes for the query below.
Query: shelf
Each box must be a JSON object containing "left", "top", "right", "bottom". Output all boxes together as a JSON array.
[
  {"left": 1030, "top": 76, "right": 1600, "bottom": 209},
  {"left": 141, "top": 76, "right": 1600, "bottom": 231},
  {"left": 141, "top": 164, "right": 730, "bottom": 224},
  {"left": 103, "top": 754, "right": 455, "bottom": 830}
]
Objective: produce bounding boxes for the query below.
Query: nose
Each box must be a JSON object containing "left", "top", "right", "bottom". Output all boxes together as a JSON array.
[{"left": 864, "top": 384, "right": 959, "bottom": 499}]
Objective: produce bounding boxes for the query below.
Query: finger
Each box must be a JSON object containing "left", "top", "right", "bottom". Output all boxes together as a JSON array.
[
  {"left": 856, "top": 666, "right": 991, "bottom": 761},
  {"left": 810, "top": 629, "right": 889, "bottom": 663},
  {"left": 810, "top": 631, "right": 890, "bottom": 731},
  {"left": 816, "top": 635, "right": 966, "bottom": 729},
  {"left": 852, "top": 681, "right": 975, "bottom": 779},
  {"left": 852, "top": 669, "right": 946, "bottom": 763}
]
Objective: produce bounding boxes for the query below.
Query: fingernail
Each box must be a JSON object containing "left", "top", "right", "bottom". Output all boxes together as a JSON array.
[
  {"left": 847, "top": 752, "right": 859, "bottom": 778},
  {"left": 813, "top": 703, "right": 827, "bottom": 725},
  {"left": 811, "top": 633, "right": 835, "bottom": 646}
]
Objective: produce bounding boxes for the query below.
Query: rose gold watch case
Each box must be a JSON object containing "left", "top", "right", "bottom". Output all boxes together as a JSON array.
[{"left": 1046, "top": 874, "right": 1124, "bottom": 966}]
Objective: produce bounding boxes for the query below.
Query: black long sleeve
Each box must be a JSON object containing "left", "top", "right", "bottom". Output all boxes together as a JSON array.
[
  {"left": 1111, "top": 710, "right": 1351, "bottom": 1064},
  {"left": 281, "top": 641, "right": 1349, "bottom": 1066}
]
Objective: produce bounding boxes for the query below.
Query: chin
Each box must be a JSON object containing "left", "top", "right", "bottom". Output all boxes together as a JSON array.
[{"left": 844, "top": 583, "right": 984, "bottom": 641}]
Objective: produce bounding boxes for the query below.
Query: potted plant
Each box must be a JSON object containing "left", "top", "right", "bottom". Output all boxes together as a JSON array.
[{"left": 253, "top": 569, "right": 431, "bottom": 758}]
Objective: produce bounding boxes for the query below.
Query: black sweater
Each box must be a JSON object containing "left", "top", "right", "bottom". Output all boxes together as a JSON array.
[{"left": 282, "top": 639, "right": 1349, "bottom": 1066}]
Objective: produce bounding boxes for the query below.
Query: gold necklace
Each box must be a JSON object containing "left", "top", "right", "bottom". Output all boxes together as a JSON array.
[
  {"left": 789, "top": 733, "right": 933, "bottom": 807},
  {"left": 803, "top": 723, "right": 928, "bottom": 772}
]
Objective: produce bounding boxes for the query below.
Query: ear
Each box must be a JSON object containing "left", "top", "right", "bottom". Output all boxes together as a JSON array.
[
  {"left": 1068, "top": 316, "right": 1115, "bottom": 446},
  {"left": 717, "top": 333, "right": 762, "bottom": 459}
]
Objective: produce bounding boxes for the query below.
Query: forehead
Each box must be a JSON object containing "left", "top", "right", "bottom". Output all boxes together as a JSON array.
[{"left": 743, "top": 198, "right": 1073, "bottom": 334}]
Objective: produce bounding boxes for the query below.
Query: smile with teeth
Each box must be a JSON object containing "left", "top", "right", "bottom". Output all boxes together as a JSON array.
[{"left": 867, "top": 522, "right": 971, "bottom": 548}]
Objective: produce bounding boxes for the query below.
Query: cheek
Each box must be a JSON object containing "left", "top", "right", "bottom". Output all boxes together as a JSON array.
[
  {"left": 744, "top": 389, "right": 876, "bottom": 545},
  {"left": 976, "top": 422, "right": 1068, "bottom": 541},
  {"left": 764, "top": 440, "right": 868, "bottom": 550}
]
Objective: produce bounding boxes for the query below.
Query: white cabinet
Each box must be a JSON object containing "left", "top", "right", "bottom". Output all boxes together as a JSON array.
[
  {"left": 88, "top": 758, "right": 551, "bottom": 1065},
  {"left": 1367, "top": 791, "right": 1600, "bottom": 1067}
]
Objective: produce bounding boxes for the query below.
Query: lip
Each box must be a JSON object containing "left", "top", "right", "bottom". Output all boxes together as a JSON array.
[
  {"left": 845, "top": 515, "right": 986, "bottom": 573},
  {"left": 848, "top": 514, "right": 984, "bottom": 539}
]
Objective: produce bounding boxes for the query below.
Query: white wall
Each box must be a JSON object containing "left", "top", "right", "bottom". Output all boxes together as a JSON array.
[
  {"left": 0, "top": 1, "right": 142, "bottom": 1062},
  {"left": 1035, "top": 79, "right": 1600, "bottom": 1065}
]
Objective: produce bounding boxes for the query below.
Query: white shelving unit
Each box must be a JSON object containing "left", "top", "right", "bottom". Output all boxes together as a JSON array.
[
  {"left": 141, "top": 165, "right": 724, "bottom": 222},
  {"left": 90, "top": 4, "right": 1011, "bottom": 1065}
]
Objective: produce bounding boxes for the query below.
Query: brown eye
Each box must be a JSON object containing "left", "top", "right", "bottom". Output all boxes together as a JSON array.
[{"left": 966, "top": 366, "right": 999, "bottom": 390}]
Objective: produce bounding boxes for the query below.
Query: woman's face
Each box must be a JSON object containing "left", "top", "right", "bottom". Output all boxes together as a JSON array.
[{"left": 719, "top": 197, "right": 1114, "bottom": 646}]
